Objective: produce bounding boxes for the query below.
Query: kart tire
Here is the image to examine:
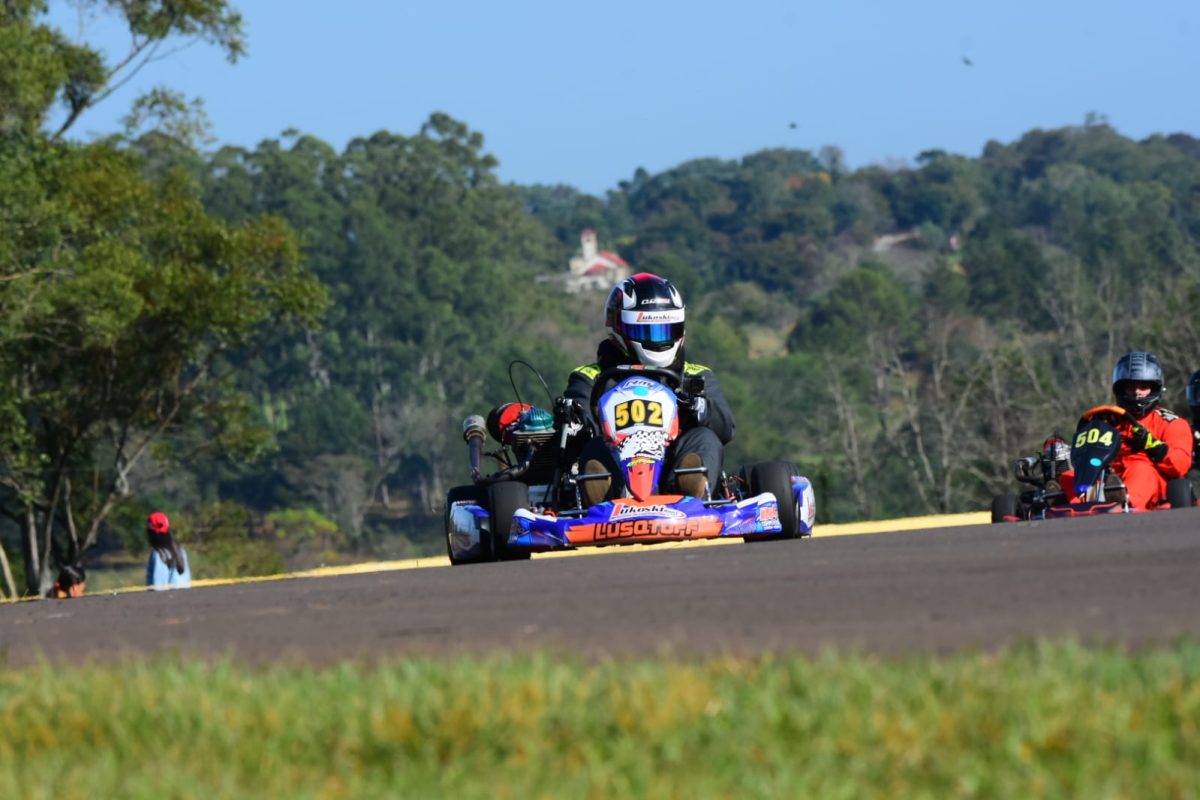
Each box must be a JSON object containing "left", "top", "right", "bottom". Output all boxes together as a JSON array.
[
  {"left": 1165, "top": 478, "right": 1196, "bottom": 510},
  {"left": 991, "top": 493, "right": 1020, "bottom": 523},
  {"left": 488, "top": 480, "right": 532, "bottom": 562},
  {"left": 745, "top": 460, "right": 801, "bottom": 541},
  {"left": 445, "top": 484, "right": 489, "bottom": 565}
]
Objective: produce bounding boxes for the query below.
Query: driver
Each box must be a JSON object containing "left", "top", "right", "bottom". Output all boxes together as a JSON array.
[
  {"left": 1069, "top": 351, "right": 1193, "bottom": 510},
  {"left": 560, "top": 272, "right": 734, "bottom": 506}
]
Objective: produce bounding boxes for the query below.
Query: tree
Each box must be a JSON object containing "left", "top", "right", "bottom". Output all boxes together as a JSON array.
[
  {"left": 196, "top": 115, "right": 575, "bottom": 521},
  {"left": 46, "top": 0, "right": 244, "bottom": 141},
  {"left": 0, "top": 141, "right": 325, "bottom": 595},
  {"left": 0, "top": 1, "right": 323, "bottom": 597}
]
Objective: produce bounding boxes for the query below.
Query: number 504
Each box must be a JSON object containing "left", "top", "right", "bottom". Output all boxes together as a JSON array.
[{"left": 1075, "top": 428, "right": 1114, "bottom": 448}]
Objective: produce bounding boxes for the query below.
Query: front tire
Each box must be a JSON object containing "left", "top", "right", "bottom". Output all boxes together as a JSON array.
[
  {"left": 746, "top": 460, "right": 801, "bottom": 541},
  {"left": 488, "top": 480, "right": 532, "bottom": 561},
  {"left": 445, "top": 485, "right": 489, "bottom": 565},
  {"left": 1166, "top": 478, "right": 1196, "bottom": 510},
  {"left": 991, "top": 493, "right": 1019, "bottom": 523}
]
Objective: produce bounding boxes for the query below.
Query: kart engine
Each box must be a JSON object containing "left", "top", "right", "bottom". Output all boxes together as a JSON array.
[{"left": 481, "top": 403, "right": 559, "bottom": 477}]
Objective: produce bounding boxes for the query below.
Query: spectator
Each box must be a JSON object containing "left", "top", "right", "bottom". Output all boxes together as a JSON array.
[
  {"left": 48, "top": 564, "right": 86, "bottom": 599},
  {"left": 146, "top": 512, "right": 192, "bottom": 590}
]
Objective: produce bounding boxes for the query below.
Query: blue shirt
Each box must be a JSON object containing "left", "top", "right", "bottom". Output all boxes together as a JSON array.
[{"left": 147, "top": 547, "right": 192, "bottom": 590}]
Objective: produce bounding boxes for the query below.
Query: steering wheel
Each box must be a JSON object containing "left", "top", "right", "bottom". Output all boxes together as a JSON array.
[
  {"left": 588, "top": 365, "right": 683, "bottom": 420},
  {"left": 1077, "top": 404, "right": 1137, "bottom": 429}
]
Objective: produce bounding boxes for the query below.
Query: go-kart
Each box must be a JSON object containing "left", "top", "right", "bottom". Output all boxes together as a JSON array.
[
  {"left": 991, "top": 405, "right": 1196, "bottom": 522},
  {"left": 445, "top": 363, "right": 816, "bottom": 565}
]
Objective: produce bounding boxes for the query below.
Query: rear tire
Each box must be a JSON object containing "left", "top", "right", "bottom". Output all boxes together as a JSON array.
[
  {"left": 488, "top": 480, "right": 532, "bottom": 561},
  {"left": 991, "top": 493, "right": 1020, "bottom": 523},
  {"left": 745, "top": 460, "right": 800, "bottom": 541},
  {"left": 445, "top": 485, "right": 488, "bottom": 565},
  {"left": 1166, "top": 478, "right": 1196, "bottom": 510}
]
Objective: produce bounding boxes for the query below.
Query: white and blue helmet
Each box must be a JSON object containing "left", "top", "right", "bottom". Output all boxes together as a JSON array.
[{"left": 605, "top": 273, "right": 685, "bottom": 369}]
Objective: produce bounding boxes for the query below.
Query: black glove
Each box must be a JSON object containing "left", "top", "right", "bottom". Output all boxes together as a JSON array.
[
  {"left": 553, "top": 396, "right": 584, "bottom": 426},
  {"left": 1128, "top": 424, "right": 1169, "bottom": 463},
  {"left": 679, "top": 395, "right": 709, "bottom": 426}
]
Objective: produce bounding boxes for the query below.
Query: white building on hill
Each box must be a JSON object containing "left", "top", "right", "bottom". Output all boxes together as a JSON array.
[{"left": 564, "top": 229, "right": 631, "bottom": 293}]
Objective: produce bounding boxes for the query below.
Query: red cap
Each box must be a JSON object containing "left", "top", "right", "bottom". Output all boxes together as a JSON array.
[{"left": 147, "top": 512, "right": 170, "bottom": 535}]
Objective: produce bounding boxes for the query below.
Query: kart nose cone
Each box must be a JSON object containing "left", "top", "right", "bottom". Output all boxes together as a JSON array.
[{"left": 628, "top": 461, "right": 655, "bottom": 501}]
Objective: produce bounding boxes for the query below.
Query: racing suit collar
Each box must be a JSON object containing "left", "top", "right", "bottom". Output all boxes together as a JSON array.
[{"left": 597, "top": 337, "right": 686, "bottom": 372}]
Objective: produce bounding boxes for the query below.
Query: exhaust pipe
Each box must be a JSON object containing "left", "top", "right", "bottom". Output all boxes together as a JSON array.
[{"left": 463, "top": 415, "right": 487, "bottom": 480}]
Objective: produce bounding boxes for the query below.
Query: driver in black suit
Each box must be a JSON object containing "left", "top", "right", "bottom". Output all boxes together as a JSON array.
[{"left": 560, "top": 273, "right": 734, "bottom": 506}]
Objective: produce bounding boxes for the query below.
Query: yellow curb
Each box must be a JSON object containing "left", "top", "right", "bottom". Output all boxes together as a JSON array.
[
  {"left": 192, "top": 510, "right": 991, "bottom": 575},
  {"left": 184, "top": 513, "right": 984, "bottom": 582},
  {"left": 160, "top": 557, "right": 453, "bottom": 590},
  {"left": 0, "top": 558, "right": 454, "bottom": 601},
  {"left": 238, "top": 558, "right": 451, "bottom": 580},
  {"left": 2, "top": 511, "right": 993, "bottom": 601},
  {"left": 815, "top": 511, "right": 990, "bottom": 537},
  {"left": 532, "top": 510, "right": 990, "bottom": 556}
]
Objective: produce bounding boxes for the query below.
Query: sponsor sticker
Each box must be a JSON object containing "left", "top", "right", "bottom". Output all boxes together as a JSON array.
[
  {"left": 610, "top": 503, "right": 686, "bottom": 520},
  {"left": 615, "top": 378, "right": 660, "bottom": 390},
  {"left": 591, "top": 519, "right": 704, "bottom": 541},
  {"left": 634, "top": 311, "right": 685, "bottom": 323},
  {"left": 757, "top": 504, "right": 779, "bottom": 523}
]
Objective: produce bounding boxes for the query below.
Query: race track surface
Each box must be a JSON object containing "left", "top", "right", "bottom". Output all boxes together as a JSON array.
[{"left": 4, "top": 508, "right": 1200, "bottom": 664}]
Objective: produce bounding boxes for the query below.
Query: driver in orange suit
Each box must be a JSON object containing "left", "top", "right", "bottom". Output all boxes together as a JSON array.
[{"left": 1064, "top": 352, "right": 1194, "bottom": 510}]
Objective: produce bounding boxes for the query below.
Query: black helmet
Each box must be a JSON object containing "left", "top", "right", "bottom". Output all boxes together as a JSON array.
[
  {"left": 1187, "top": 369, "right": 1200, "bottom": 411},
  {"left": 1111, "top": 351, "right": 1164, "bottom": 417},
  {"left": 604, "top": 272, "right": 685, "bottom": 368}
]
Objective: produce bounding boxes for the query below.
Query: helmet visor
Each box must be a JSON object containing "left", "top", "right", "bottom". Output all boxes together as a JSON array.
[{"left": 615, "top": 320, "right": 685, "bottom": 350}]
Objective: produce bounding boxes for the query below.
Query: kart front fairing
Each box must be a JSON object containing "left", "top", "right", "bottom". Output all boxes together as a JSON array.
[
  {"left": 509, "top": 492, "right": 784, "bottom": 552},
  {"left": 597, "top": 376, "right": 680, "bottom": 501}
]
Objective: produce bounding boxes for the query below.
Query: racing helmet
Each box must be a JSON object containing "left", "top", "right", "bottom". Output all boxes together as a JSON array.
[
  {"left": 1112, "top": 351, "right": 1164, "bottom": 417},
  {"left": 605, "top": 272, "right": 685, "bottom": 369},
  {"left": 1041, "top": 435, "right": 1072, "bottom": 480}
]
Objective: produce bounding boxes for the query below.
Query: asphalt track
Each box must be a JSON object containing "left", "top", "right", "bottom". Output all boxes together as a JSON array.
[{"left": 3, "top": 508, "right": 1199, "bottom": 664}]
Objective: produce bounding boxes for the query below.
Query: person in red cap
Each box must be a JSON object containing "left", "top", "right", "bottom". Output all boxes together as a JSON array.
[{"left": 146, "top": 511, "right": 192, "bottom": 590}]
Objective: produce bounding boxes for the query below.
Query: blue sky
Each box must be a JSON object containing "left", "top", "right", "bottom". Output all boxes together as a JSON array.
[{"left": 48, "top": 1, "right": 1200, "bottom": 195}]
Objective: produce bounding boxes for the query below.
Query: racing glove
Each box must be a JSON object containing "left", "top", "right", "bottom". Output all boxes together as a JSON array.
[
  {"left": 553, "top": 396, "right": 584, "bottom": 426},
  {"left": 1127, "top": 424, "right": 1169, "bottom": 463},
  {"left": 680, "top": 395, "right": 708, "bottom": 426}
]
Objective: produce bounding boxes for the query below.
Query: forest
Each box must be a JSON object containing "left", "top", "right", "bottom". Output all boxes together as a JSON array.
[{"left": 3, "top": 1, "right": 1199, "bottom": 596}]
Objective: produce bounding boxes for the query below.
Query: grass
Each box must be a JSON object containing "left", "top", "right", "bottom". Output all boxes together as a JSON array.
[{"left": 1, "top": 642, "right": 1199, "bottom": 799}]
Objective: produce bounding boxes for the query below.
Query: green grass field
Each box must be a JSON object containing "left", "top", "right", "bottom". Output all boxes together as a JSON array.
[{"left": 2, "top": 642, "right": 1199, "bottom": 799}]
